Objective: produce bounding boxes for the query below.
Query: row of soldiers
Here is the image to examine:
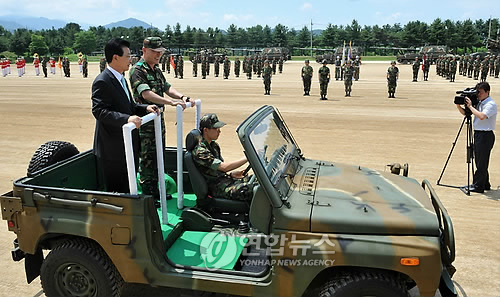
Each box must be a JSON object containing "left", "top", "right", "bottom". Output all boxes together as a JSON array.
[
  {"left": 307, "top": 59, "right": 358, "bottom": 100},
  {"left": 435, "top": 54, "right": 499, "bottom": 83},
  {"left": 332, "top": 56, "right": 362, "bottom": 81}
]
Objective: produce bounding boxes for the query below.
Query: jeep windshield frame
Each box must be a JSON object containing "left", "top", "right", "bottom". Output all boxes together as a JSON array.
[{"left": 237, "top": 106, "right": 301, "bottom": 206}]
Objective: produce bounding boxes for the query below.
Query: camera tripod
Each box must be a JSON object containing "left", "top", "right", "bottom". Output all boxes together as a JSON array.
[{"left": 437, "top": 113, "right": 475, "bottom": 196}]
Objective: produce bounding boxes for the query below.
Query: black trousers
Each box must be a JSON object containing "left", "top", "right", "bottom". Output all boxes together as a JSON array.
[
  {"left": 98, "top": 156, "right": 139, "bottom": 194},
  {"left": 473, "top": 130, "right": 495, "bottom": 190}
]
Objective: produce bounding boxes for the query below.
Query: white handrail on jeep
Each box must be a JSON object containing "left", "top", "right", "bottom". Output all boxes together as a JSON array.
[
  {"left": 176, "top": 99, "right": 201, "bottom": 209},
  {"left": 122, "top": 112, "right": 168, "bottom": 224}
]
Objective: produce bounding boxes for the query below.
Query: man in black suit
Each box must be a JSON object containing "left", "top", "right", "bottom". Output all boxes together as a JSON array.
[{"left": 92, "top": 38, "right": 158, "bottom": 193}]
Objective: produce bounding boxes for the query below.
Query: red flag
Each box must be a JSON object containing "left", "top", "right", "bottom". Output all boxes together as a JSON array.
[
  {"left": 421, "top": 56, "right": 425, "bottom": 71},
  {"left": 57, "top": 56, "right": 62, "bottom": 69},
  {"left": 170, "top": 55, "right": 175, "bottom": 69}
]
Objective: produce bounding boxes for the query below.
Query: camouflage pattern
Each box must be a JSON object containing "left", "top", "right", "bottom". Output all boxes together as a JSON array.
[
  {"left": 246, "top": 58, "right": 252, "bottom": 79},
  {"left": 301, "top": 63, "right": 313, "bottom": 95},
  {"left": 468, "top": 56, "right": 474, "bottom": 78},
  {"left": 335, "top": 57, "right": 341, "bottom": 80},
  {"left": 177, "top": 57, "right": 184, "bottom": 79},
  {"left": 129, "top": 58, "right": 171, "bottom": 196},
  {"left": 343, "top": 64, "right": 354, "bottom": 96},
  {"left": 99, "top": 58, "right": 106, "bottom": 73},
  {"left": 353, "top": 58, "right": 360, "bottom": 81},
  {"left": 192, "top": 138, "right": 253, "bottom": 201},
  {"left": 272, "top": 58, "right": 277, "bottom": 75},
  {"left": 423, "top": 56, "right": 430, "bottom": 81},
  {"left": 473, "top": 57, "right": 481, "bottom": 80},
  {"left": 480, "top": 57, "right": 489, "bottom": 82},
  {"left": 201, "top": 57, "right": 207, "bottom": 79},
  {"left": 1, "top": 104, "right": 456, "bottom": 297},
  {"left": 223, "top": 57, "right": 230, "bottom": 79},
  {"left": 234, "top": 58, "right": 240, "bottom": 77},
  {"left": 489, "top": 56, "right": 495, "bottom": 76},
  {"left": 449, "top": 58, "right": 457, "bottom": 82},
  {"left": 412, "top": 58, "right": 420, "bottom": 81},
  {"left": 214, "top": 57, "right": 220, "bottom": 77},
  {"left": 192, "top": 59, "right": 198, "bottom": 77},
  {"left": 387, "top": 64, "right": 399, "bottom": 97},
  {"left": 262, "top": 64, "right": 272, "bottom": 95},
  {"left": 82, "top": 58, "right": 88, "bottom": 78},
  {"left": 278, "top": 57, "right": 283, "bottom": 73},
  {"left": 495, "top": 56, "right": 500, "bottom": 78},
  {"left": 318, "top": 65, "right": 330, "bottom": 99}
]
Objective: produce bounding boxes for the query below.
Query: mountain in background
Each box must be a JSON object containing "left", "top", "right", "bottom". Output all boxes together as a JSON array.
[
  {"left": 103, "top": 18, "right": 154, "bottom": 29},
  {"left": 312, "top": 29, "right": 323, "bottom": 36}
]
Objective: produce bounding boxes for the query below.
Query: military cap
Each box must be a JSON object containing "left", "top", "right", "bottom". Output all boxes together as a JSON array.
[
  {"left": 305, "top": 59, "right": 309, "bottom": 63},
  {"left": 143, "top": 37, "right": 166, "bottom": 52},
  {"left": 391, "top": 60, "right": 396, "bottom": 64},
  {"left": 199, "top": 113, "right": 226, "bottom": 130}
]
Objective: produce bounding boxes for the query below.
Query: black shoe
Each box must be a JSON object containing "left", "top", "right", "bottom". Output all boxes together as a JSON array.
[{"left": 304, "top": 93, "right": 307, "bottom": 96}]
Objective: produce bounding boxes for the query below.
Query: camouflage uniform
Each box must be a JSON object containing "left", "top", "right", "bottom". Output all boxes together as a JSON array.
[
  {"left": 256, "top": 57, "right": 262, "bottom": 77},
  {"left": 335, "top": 57, "right": 341, "bottom": 80},
  {"left": 272, "top": 58, "right": 277, "bottom": 75},
  {"left": 129, "top": 57, "right": 171, "bottom": 197},
  {"left": 468, "top": 56, "right": 474, "bottom": 78},
  {"left": 301, "top": 61, "right": 313, "bottom": 96},
  {"left": 246, "top": 58, "right": 253, "bottom": 79},
  {"left": 223, "top": 57, "right": 230, "bottom": 79},
  {"left": 278, "top": 57, "right": 283, "bottom": 73},
  {"left": 318, "top": 62, "right": 330, "bottom": 100},
  {"left": 449, "top": 58, "right": 457, "bottom": 82},
  {"left": 214, "top": 57, "right": 220, "bottom": 77},
  {"left": 480, "top": 58, "right": 489, "bottom": 82},
  {"left": 174, "top": 56, "right": 178, "bottom": 78},
  {"left": 161, "top": 53, "right": 167, "bottom": 72},
  {"left": 193, "top": 114, "right": 253, "bottom": 202},
  {"left": 353, "top": 57, "right": 360, "bottom": 81},
  {"left": 234, "top": 58, "right": 240, "bottom": 77},
  {"left": 242, "top": 57, "right": 248, "bottom": 75},
  {"left": 177, "top": 56, "right": 184, "bottom": 79},
  {"left": 343, "top": 63, "right": 354, "bottom": 97},
  {"left": 423, "top": 56, "right": 430, "bottom": 81},
  {"left": 192, "top": 59, "right": 198, "bottom": 77},
  {"left": 82, "top": 58, "right": 88, "bottom": 78},
  {"left": 489, "top": 56, "right": 495, "bottom": 76},
  {"left": 263, "top": 62, "right": 272, "bottom": 95},
  {"left": 387, "top": 62, "right": 399, "bottom": 98},
  {"left": 495, "top": 56, "right": 500, "bottom": 78},
  {"left": 412, "top": 58, "right": 420, "bottom": 82},
  {"left": 166, "top": 55, "right": 171, "bottom": 73},
  {"left": 253, "top": 57, "right": 258, "bottom": 74},
  {"left": 473, "top": 57, "right": 480, "bottom": 80},
  {"left": 99, "top": 58, "right": 106, "bottom": 73},
  {"left": 201, "top": 57, "right": 207, "bottom": 79}
]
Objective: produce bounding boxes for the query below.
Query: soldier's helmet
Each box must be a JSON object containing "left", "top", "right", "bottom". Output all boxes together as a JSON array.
[
  {"left": 305, "top": 59, "right": 309, "bottom": 63},
  {"left": 199, "top": 114, "right": 226, "bottom": 130},
  {"left": 391, "top": 60, "right": 396, "bottom": 65}
]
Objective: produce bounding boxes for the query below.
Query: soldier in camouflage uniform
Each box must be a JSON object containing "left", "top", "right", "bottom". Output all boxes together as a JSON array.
[
  {"left": 234, "top": 57, "right": 240, "bottom": 77},
  {"left": 223, "top": 56, "right": 230, "bottom": 79},
  {"left": 318, "top": 60, "right": 330, "bottom": 100},
  {"left": 489, "top": 55, "right": 495, "bottom": 77},
  {"left": 412, "top": 57, "right": 420, "bottom": 82},
  {"left": 423, "top": 55, "right": 430, "bottom": 81},
  {"left": 473, "top": 57, "right": 481, "bottom": 80},
  {"left": 214, "top": 56, "right": 220, "bottom": 77},
  {"left": 161, "top": 52, "right": 167, "bottom": 72},
  {"left": 246, "top": 57, "right": 253, "bottom": 79},
  {"left": 262, "top": 60, "right": 272, "bottom": 95},
  {"left": 343, "top": 60, "right": 354, "bottom": 97},
  {"left": 272, "top": 57, "right": 277, "bottom": 75},
  {"left": 495, "top": 56, "right": 500, "bottom": 78},
  {"left": 173, "top": 56, "right": 178, "bottom": 78},
  {"left": 468, "top": 56, "right": 474, "bottom": 78},
  {"left": 256, "top": 57, "right": 262, "bottom": 78},
  {"left": 353, "top": 56, "right": 361, "bottom": 81},
  {"left": 480, "top": 57, "right": 489, "bottom": 82},
  {"left": 301, "top": 60, "right": 313, "bottom": 96},
  {"left": 278, "top": 56, "right": 284, "bottom": 73},
  {"left": 242, "top": 57, "right": 248, "bottom": 76},
  {"left": 193, "top": 114, "right": 253, "bottom": 202},
  {"left": 99, "top": 57, "right": 106, "bottom": 73},
  {"left": 449, "top": 56, "right": 457, "bottom": 82},
  {"left": 335, "top": 56, "right": 341, "bottom": 80},
  {"left": 129, "top": 37, "right": 190, "bottom": 198},
  {"left": 253, "top": 56, "right": 258, "bottom": 74},
  {"left": 201, "top": 56, "right": 207, "bottom": 79},
  {"left": 177, "top": 56, "right": 184, "bottom": 79},
  {"left": 192, "top": 58, "right": 198, "bottom": 77},
  {"left": 166, "top": 54, "right": 171, "bottom": 73},
  {"left": 387, "top": 61, "right": 399, "bottom": 98},
  {"left": 206, "top": 57, "right": 210, "bottom": 76}
]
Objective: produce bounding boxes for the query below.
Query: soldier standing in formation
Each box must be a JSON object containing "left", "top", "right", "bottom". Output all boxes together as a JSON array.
[
  {"left": 423, "top": 55, "right": 430, "bottom": 81},
  {"left": 412, "top": 57, "right": 420, "bottom": 82},
  {"left": 246, "top": 57, "right": 253, "bottom": 79},
  {"left": 480, "top": 57, "right": 489, "bottom": 82},
  {"left": 33, "top": 55, "right": 40, "bottom": 76},
  {"left": 449, "top": 56, "right": 457, "bottom": 82},
  {"left": 201, "top": 56, "right": 207, "bottom": 79},
  {"left": 49, "top": 57, "right": 56, "bottom": 74},
  {"left": 256, "top": 57, "right": 262, "bottom": 78},
  {"left": 262, "top": 60, "right": 272, "bottom": 95},
  {"left": 489, "top": 56, "right": 495, "bottom": 77},
  {"left": 473, "top": 57, "right": 480, "bottom": 80},
  {"left": 495, "top": 56, "right": 500, "bottom": 78},
  {"left": 253, "top": 56, "right": 258, "bottom": 75},
  {"left": 318, "top": 60, "right": 330, "bottom": 100},
  {"left": 161, "top": 52, "right": 167, "bottom": 72},
  {"left": 214, "top": 57, "right": 220, "bottom": 77},
  {"left": 206, "top": 58, "right": 210, "bottom": 76},
  {"left": 272, "top": 57, "right": 277, "bottom": 75},
  {"left": 173, "top": 56, "right": 178, "bottom": 78},
  {"left": 234, "top": 57, "right": 240, "bottom": 77},
  {"left": 99, "top": 57, "right": 106, "bottom": 73},
  {"left": 467, "top": 56, "right": 474, "bottom": 78},
  {"left": 278, "top": 56, "right": 284, "bottom": 73},
  {"left": 41, "top": 56, "right": 48, "bottom": 78},
  {"left": 242, "top": 57, "right": 247, "bottom": 77},
  {"left": 82, "top": 57, "right": 88, "bottom": 78},
  {"left": 301, "top": 60, "right": 313, "bottom": 96},
  {"left": 223, "top": 56, "right": 230, "bottom": 79},
  {"left": 353, "top": 56, "right": 361, "bottom": 81},
  {"left": 178, "top": 56, "right": 184, "bottom": 79},
  {"left": 166, "top": 54, "right": 171, "bottom": 73},
  {"left": 192, "top": 57, "right": 198, "bottom": 77},
  {"left": 335, "top": 56, "right": 341, "bottom": 80},
  {"left": 343, "top": 60, "right": 354, "bottom": 97},
  {"left": 387, "top": 61, "right": 399, "bottom": 98}
]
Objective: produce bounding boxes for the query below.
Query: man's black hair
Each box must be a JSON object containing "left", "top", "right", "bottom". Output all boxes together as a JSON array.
[
  {"left": 104, "top": 38, "right": 130, "bottom": 64},
  {"left": 476, "top": 82, "right": 490, "bottom": 93}
]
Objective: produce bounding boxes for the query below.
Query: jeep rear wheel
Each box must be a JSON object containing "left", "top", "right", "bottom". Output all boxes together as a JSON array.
[
  {"left": 318, "top": 271, "right": 409, "bottom": 297},
  {"left": 41, "top": 238, "right": 123, "bottom": 297},
  {"left": 27, "top": 140, "right": 79, "bottom": 176}
]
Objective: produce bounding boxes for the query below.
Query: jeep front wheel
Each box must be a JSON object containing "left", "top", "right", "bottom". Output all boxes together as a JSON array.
[
  {"left": 41, "top": 238, "right": 123, "bottom": 297},
  {"left": 318, "top": 271, "right": 410, "bottom": 297}
]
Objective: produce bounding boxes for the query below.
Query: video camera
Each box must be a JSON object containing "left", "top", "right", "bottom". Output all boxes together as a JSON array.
[{"left": 454, "top": 87, "right": 479, "bottom": 106}]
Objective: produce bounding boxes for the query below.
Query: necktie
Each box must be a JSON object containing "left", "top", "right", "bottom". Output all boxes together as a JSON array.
[{"left": 120, "top": 76, "right": 131, "bottom": 102}]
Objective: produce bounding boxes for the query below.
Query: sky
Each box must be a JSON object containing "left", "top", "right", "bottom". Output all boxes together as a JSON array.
[{"left": 1, "top": 0, "right": 499, "bottom": 31}]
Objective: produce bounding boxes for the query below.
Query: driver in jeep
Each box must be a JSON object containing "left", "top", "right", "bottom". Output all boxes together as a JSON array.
[{"left": 192, "top": 113, "right": 254, "bottom": 201}]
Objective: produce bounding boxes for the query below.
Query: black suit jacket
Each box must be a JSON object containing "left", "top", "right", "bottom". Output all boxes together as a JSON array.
[{"left": 92, "top": 68, "right": 148, "bottom": 163}]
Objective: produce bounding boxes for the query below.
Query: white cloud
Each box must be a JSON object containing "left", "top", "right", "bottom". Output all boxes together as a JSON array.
[
  {"left": 224, "top": 14, "right": 238, "bottom": 21},
  {"left": 301, "top": 2, "right": 312, "bottom": 10}
]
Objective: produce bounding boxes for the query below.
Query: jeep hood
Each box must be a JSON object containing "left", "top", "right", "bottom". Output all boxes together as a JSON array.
[{"left": 310, "top": 162, "right": 439, "bottom": 236}]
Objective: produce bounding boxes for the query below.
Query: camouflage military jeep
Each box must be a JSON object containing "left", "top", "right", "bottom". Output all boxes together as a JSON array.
[{"left": 1, "top": 105, "right": 456, "bottom": 297}]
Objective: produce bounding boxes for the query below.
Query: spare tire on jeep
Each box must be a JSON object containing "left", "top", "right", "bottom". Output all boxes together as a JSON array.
[{"left": 27, "top": 141, "right": 79, "bottom": 176}]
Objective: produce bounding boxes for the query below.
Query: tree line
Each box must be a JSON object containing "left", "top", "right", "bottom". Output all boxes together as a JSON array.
[{"left": 0, "top": 18, "right": 498, "bottom": 58}]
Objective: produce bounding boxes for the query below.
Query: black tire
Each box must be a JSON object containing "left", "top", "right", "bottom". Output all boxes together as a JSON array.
[
  {"left": 27, "top": 141, "right": 79, "bottom": 176},
  {"left": 41, "top": 238, "right": 124, "bottom": 297},
  {"left": 318, "top": 271, "right": 410, "bottom": 297}
]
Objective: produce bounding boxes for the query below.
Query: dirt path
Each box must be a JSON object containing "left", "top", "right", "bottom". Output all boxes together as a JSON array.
[{"left": 0, "top": 61, "right": 498, "bottom": 297}]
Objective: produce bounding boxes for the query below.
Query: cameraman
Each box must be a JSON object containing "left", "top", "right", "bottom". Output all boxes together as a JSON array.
[{"left": 456, "top": 82, "right": 497, "bottom": 193}]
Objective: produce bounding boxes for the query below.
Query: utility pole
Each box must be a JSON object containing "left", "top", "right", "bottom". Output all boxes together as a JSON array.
[
  {"left": 310, "top": 19, "right": 313, "bottom": 57},
  {"left": 488, "top": 16, "right": 492, "bottom": 40}
]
